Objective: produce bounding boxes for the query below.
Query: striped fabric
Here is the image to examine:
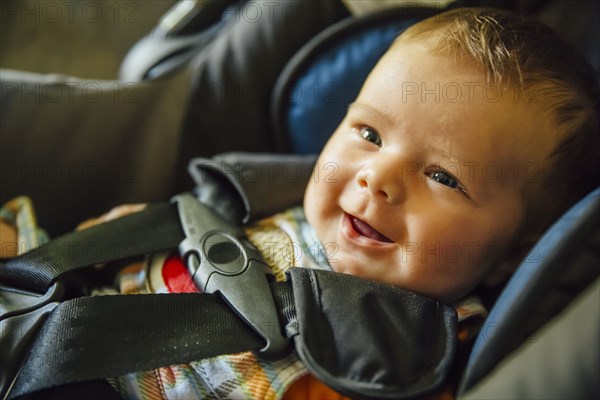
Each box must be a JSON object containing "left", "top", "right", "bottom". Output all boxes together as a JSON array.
[{"left": 0, "top": 196, "right": 49, "bottom": 254}]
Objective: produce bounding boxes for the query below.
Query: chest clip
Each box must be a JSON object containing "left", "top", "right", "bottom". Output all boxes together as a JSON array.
[{"left": 172, "top": 193, "right": 289, "bottom": 360}]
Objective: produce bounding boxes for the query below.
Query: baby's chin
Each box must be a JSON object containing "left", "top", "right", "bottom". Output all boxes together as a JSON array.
[{"left": 327, "top": 251, "right": 384, "bottom": 281}]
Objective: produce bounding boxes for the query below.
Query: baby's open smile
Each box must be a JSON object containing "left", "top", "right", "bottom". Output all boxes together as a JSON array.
[{"left": 345, "top": 213, "right": 394, "bottom": 243}]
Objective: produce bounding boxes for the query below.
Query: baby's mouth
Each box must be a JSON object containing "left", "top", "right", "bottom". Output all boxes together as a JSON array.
[{"left": 348, "top": 214, "right": 393, "bottom": 243}]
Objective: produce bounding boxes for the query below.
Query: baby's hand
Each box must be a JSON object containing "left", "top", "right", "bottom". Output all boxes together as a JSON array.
[{"left": 76, "top": 204, "right": 147, "bottom": 231}]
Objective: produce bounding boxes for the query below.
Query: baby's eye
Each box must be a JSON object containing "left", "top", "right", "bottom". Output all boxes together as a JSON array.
[
  {"left": 360, "top": 127, "right": 382, "bottom": 147},
  {"left": 430, "top": 171, "right": 458, "bottom": 189},
  {"left": 427, "top": 170, "right": 465, "bottom": 192}
]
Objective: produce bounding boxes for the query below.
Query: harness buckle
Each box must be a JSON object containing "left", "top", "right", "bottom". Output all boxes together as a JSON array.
[{"left": 172, "top": 193, "right": 289, "bottom": 359}]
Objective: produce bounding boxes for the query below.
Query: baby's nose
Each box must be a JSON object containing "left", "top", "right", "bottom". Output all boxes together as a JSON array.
[
  {"left": 358, "top": 177, "right": 390, "bottom": 200},
  {"left": 357, "top": 162, "right": 404, "bottom": 204}
]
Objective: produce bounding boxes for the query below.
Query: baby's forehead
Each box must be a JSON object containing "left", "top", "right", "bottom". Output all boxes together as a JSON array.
[{"left": 361, "top": 37, "right": 563, "bottom": 163}]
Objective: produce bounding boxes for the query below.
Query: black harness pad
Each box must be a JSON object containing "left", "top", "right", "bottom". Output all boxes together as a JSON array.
[{"left": 287, "top": 268, "right": 457, "bottom": 399}]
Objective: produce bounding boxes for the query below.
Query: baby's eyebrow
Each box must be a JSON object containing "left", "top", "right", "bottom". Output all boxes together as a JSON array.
[
  {"left": 348, "top": 102, "right": 395, "bottom": 127},
  {"left": 426, "top": 144, "right": 465, "bottom": 166}
]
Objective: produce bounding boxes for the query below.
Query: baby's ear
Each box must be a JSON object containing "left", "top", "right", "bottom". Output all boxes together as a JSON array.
[{"left": 483, "top": 234, "right": 540, "bottom": 287}]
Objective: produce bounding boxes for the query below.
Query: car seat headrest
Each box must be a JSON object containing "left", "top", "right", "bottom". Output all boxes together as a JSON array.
[{"left": 270, "top": 7, "right": 442, "bottom": 153}]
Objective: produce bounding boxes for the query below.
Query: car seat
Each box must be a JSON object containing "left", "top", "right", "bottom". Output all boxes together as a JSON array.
[
  {"left": 107, "top": 0, "right": 600, "bottom": 396},
  {"left": 0, "top": 0, "right": 351, "bottom": 236},
  {"left": 2, "top": 0, "right": 599, "bottom": 397},
  {"left": 126, "top": 0, "right": 598, "bottom": 397}
]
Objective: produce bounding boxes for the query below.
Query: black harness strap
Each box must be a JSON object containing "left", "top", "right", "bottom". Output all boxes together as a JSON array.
[
  {"left": 9, "top": 283, "right": 295, "bottom": 399},
  {"left": 1, "top": 203, "right": 183, "bottom": 292},
  {"left": 1, "top": 199, "right": 296, "bottom": 399}
]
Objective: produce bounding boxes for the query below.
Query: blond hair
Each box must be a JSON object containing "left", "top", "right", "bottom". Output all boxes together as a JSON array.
[{"left": 399, "top": 7, "right": 600, "bottom": 234}]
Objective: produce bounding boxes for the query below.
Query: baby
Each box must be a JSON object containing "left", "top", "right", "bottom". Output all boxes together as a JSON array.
[
  {"left": 304, "top": 8, "right": 600, "bottom": 303},
  {"left": 2, "top": 6, "right": 598, "bottom": 400}
]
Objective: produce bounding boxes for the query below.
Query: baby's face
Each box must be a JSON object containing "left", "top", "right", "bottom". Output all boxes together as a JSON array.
[{"left": 304, "top": 39, "right": 558, "bottom": 302}]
